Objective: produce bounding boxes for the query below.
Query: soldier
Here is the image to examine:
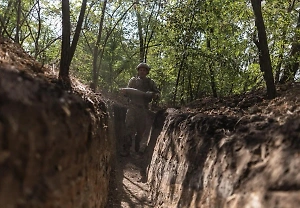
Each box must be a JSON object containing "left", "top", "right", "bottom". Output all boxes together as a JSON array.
[{"left": 120, "top": 62, "right": 160, "bottom": 157}]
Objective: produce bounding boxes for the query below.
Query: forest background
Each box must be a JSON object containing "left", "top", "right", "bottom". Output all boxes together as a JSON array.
[{"left": 1, "top": 0, "right": 299, "bottom": 106}]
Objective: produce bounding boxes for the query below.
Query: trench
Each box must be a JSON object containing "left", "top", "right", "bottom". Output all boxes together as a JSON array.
[
  {"left": 1, "top": 65, "right": 300, "bottom": 208},
  {"left": 106, "top": 103, "right": 300, "bottom": 208},
  {"left": 1, "top": 36, "right": 300, "bottom": 208},
  {"left": 105, "top": 104, "right": 166, "bottom": 208}
]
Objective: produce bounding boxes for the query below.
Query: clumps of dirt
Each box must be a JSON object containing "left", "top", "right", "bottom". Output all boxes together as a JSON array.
[
  {"left": 184, "top": 83, "right": 300, "bottom": 121},
  {"left": 0, "top": 37, "right": 46, "bottom": 74},
  {"left": 0, "top": 36, "right": 109, "bottom": 113}
]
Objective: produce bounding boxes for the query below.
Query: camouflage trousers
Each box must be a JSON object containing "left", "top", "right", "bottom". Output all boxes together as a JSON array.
[{"left": 123, "top": 106, "right": 149, "bottom": 152}]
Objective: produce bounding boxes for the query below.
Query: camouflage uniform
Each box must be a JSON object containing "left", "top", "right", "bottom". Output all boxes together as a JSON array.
[{"left": 122, "top": 76, "right": 160, "bottom": 155}]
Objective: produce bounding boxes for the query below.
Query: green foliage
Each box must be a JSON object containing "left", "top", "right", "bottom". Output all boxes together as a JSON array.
[
  {"left": 2, "top": 0, "right": 299, "bottom": 106},
  {"left": 153, "top": 0, "right": 257, "bottom": 103}
]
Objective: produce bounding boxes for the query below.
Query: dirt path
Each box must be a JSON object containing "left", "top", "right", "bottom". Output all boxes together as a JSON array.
[
  {"left": 106, "top": 151, "right": 154, "bottom": 208},
  {"left": 105, "top": 106, "right": 162, "bottom": 208}
]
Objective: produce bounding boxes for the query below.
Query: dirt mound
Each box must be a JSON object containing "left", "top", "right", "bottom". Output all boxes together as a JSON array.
[
  {"left": 0, "top": 36, "right": 113, "bottom": 208},
  {"left": 146, "top": 83, "right": 300, "bottom": 207}
]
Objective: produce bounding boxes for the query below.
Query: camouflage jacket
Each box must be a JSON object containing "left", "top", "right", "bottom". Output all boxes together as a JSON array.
[{"left": 127, "top": 76, "right": 160, "bottom": 107}]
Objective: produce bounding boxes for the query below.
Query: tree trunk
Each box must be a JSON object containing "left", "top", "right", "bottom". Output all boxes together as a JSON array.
[
  {"left": 34, "top": 0, "right": 41, "bottom": 59},
  {"left": 144, "top": 1, "right": 162, "bottom": 63},
  {"left": 280, "top": 11, "right": 300, "bottom": 84},
  {"left": 59, "top": 0, "right": 71, "bottom": 89},
  {"left": 207, "top": 31, "right": 217, "bottom": 98},
  {"left": 68, "top": 0, "right": 87, "bottom": 66},
  {"left": 91, "top": 0, "right": 107, "bottom": 92},
  {"left": 188, "top": 67, "right": 193, "bottom": 102},
  {"left": 15, "top": 0, "right": 21, "bottom": 43},
  {"left": 173, "top": 59, "right": 183, "bottom": 106},
  {"left": 209, "top": 66, "right": 217, "bottom": 98},
  {"left": 251, "top": 0, "right": 276, "bottom": 99},
  {"left": 0, "top": 0, "right": 14, "bottom": 38},
  {"left": 59, "top": 0, "right": 87, "bottom": 89},
  {"left": 135, "top": 0, "right": 145, "bottom": 62},
  {"left": 274, "top": 31, "right": 286, "bottom": 83}
]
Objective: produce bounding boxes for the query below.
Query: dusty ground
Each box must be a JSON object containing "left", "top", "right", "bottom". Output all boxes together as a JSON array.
[
  {"left": 106, "top": 153, "right": 153, "bottom": 207},
  {"left": 105, "top": 102, "right": 158, "bottom": 208},
  {"left": 1, "top": 36, "right": 300, "bottom": 207}
]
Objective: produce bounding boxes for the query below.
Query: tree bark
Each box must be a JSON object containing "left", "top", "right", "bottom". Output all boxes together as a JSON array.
[
  {"left": 173, "top": 55, "right": 184, "bottom": 106},
  {"left": 207, "top": 37, "right": 217, "bottom": 98},
  {"left": 135, "top": 0, "right": 145, "bottom": 62},
  {"left": 35, "top": 0, "right": 41, "bottom": 59},
  {"left": 15, "top": 0, "right": 21, "bottom": 43},
  {"left": 68, "top": 0, "right": 87, "bottom": 66},
  {"left": 59, "top": 0, "right": 71, "bottom": 89},
  {"left": 91, "top": 0, "right": 108, "bottom": 92},
  {"left": 59, "top": 0, "right": 87, "bottom": 89},
  {"left": 251, "top": 0, "right": 276, "bottom": 99}
]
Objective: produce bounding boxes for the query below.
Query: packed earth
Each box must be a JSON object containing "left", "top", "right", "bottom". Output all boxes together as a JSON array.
[{"left": 1, "top": 37, "right": 300, "bottom": 207}]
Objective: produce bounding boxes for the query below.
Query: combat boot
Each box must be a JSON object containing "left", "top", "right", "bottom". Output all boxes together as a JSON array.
[
  {"left": 120, "top": 149, "right": 130, "bottom": 157},
  {"left": 120, "top": 142, "right": 131, "bottom": 157},
  {"left": 120, "top": 135, "right": 132, "bottom": 157}
]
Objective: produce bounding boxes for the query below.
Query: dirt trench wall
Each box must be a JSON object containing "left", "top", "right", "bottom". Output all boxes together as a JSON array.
[
  {"left": 0, "top": 68, "right": 113, "bottom": 208},
  {"left": 147, "top": 109, "right": 300, "bottom": 208}
]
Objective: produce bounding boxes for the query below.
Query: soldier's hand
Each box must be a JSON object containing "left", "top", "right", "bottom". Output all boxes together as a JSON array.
[
  {"left": 153, "top": 93, "right": 160, "bottom": 100},
  {"left": 145, "top": 91, "right": 154, "bottom": 100},
  {"left": 119, "top": 88, "right": 127, "bottom": 96}
]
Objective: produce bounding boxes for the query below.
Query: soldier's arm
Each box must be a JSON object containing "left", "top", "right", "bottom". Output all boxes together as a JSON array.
[
  {"left": 127, "top": 77, "right": 136, "bottom": 88},
  {"left": 120, "top": 77, "right": 136, "bottom": 97},
  {"left": 147, "top": 79, "right": 160, "bottom": 101}
]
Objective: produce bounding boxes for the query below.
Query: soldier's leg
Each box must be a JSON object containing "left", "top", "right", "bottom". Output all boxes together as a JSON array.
[
  {"left": 121, "top": 135, "right": 132, "bottom": 156},
  {"left": 121, "top": 108, "right": 136, "bottom": 156},
  {"left": 135, "top": 134, "right": 141, "bottom": 152},
  {"left": 135, "top": 109, "right": 147, "bottom": 153}
]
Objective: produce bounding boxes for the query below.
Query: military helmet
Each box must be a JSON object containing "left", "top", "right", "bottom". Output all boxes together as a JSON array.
[{"left": 136, "top": 62, "right": 150, "bottom": 71}]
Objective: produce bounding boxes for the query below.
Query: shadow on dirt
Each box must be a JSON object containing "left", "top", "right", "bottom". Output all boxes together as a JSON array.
[{"left": 106, "top": 104, "right": 166, "bottom": 208}]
